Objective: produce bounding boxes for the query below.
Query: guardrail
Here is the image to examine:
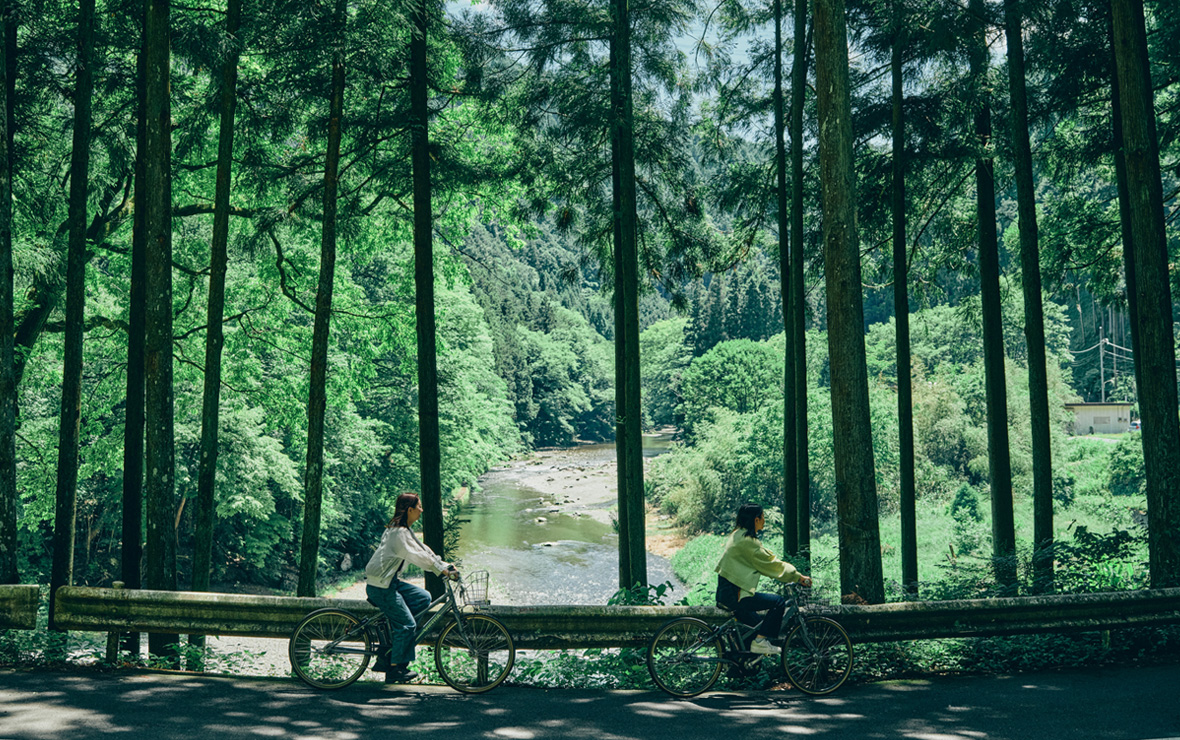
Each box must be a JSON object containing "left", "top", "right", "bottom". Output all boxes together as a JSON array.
[
  {"left": 44, "top": 585, "right": 1180, "bottom": 649},
  {"left": 0, "top": 585, "right": 39, "bottom": 630}
]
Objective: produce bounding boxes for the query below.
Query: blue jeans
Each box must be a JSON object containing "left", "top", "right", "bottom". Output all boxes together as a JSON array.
[
  {"left": 367, "top": 581, "right": 431, "bottom": 665},
  {"left": 735, "top": 591, "right": 787, "bottom": 640}
]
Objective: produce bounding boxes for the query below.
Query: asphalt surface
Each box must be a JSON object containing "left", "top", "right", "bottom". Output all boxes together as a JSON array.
[{"left": 1, "top": 663, "right": 1178, "bottom": 740}]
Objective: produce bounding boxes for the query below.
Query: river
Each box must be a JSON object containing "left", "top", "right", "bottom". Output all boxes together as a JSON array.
[{"left": 453, "top": 436, "right": 686, "bottom": 605}]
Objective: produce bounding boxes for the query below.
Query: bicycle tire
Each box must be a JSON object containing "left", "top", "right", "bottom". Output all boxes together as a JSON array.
[
  {"left": 435, "top": 614, "right": 516, "bottom": 693},
  {"left": 780, "top": 616, "right": 853, "bottom": 695},
  {"left": 646, "top": 617, "right": 724, "bottom": 698},
  {"left": 289, "top": 608, "right": 373, "bottom": 690}
]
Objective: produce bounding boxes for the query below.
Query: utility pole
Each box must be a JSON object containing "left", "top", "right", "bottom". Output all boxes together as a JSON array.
[{"left": 1100, "top": 331, "right": 1106, "bottom": 403}]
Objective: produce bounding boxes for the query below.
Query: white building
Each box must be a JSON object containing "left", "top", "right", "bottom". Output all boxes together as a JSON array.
[{"left": 1064, "top": 402, "right": 1134, "bottom": 435}]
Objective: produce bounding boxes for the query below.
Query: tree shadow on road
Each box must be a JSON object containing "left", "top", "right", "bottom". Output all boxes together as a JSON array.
[{"left": 1, "top": 664, "right": 1176, "bottom": 740}]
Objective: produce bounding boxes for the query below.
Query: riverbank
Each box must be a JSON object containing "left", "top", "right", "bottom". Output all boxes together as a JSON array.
[{"left": 502, "top": 443, "right": 689, "bottom": 559}]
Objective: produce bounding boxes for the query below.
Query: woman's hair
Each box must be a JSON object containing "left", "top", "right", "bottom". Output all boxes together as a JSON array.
[
  {"left": 735, "top": 503, "right": 764, "bottom": 539},
  {"left": 387, "top": 492, "right": 421, "bottom": 528}
]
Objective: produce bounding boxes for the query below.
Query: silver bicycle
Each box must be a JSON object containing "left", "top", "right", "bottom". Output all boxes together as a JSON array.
[{"left": 288, "top": 570, "right": 515, "bottom": 693}]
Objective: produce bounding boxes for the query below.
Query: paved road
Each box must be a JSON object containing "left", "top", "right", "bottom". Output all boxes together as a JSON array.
[{"left": 1, "top": 664, "right": 1178, "bottom": 740}]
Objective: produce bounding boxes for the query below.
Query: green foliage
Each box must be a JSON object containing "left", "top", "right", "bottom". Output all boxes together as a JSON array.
[
  {"left": 1055, "top": 525, "right": 1148, "bottom": 592},
  {"left": 678, "top": 338, "right": 782, "bottom": 438},
  {"left": 639, "top": 317, "right": 691, "bottom": 429},
  {"left": 510, "top": 648, "right": 652, "bottom": 689},
  {"left": 669, "top": 533, "right": 726, "bottom": 604},
  {"left": 1107, "top": 437, "right": 1146, "bottom": 497},
  {"left": 851, "top": 626, "right": 1180, "bottom": 685},
  {"left": 462, "top": 223, "right": 622, "bottom": 446},
  {"left": 607, "top": 580, "right": 676, "bottom": 605},
  {"left": 648, "top": 407, "right": 780, "bottom": 533}
]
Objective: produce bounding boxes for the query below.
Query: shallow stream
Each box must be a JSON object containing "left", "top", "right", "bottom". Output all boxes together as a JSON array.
[{"left": 453, "top": 438, "right": 685, "bottom": 605}]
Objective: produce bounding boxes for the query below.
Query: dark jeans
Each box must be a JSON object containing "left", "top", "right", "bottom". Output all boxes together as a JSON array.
[
  {"left": 717, "top": 576, "right": 786, "bottom": 640},
  {"left": 735, "top": 591, "right": 787, "bottom": 640},
  {"left": 367, "top": 580, "right": 431, "bottom": 665}
]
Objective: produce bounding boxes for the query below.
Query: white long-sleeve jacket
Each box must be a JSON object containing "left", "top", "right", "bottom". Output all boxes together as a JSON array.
[{"left": 364, "top": 525, "right": 450, "bottom": 589}]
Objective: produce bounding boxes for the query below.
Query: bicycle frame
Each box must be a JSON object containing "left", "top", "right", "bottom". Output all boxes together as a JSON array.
[
  {"left": 320, "top": 577, "right": 470, "bottom": 659},
  {"left": 710, "top": 586, "right": 810, "bottom": 665}
]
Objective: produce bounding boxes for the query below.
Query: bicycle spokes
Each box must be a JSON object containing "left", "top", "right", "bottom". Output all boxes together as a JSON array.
[
  {"left": 435, "top": 615, "right": 515, "bottom": 693},
  {"left": 781, "top": 617, "right": 853, "bottom": 696},
  {"left": 647, "top": 618, "right": 724, "bottom": 698}
]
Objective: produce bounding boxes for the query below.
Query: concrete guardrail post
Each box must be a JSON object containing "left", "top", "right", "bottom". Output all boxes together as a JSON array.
[{"left": 105, "top": 581, "right": 124, "bottom": 664}]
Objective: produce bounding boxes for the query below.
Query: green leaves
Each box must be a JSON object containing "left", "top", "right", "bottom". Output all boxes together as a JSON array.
[{"left": 679, "top": 338, "right": 781, "bottom": 437}]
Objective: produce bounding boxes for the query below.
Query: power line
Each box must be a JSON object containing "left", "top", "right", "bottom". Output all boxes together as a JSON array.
[{"left": 1066, "top": 340, "right": 1101, "bottom": 356}]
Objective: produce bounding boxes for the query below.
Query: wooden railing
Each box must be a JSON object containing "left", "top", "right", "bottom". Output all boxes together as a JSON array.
[
  {"left": 0, "top": 585, "right": 39, "bottom": 630},
  {"left": 29, "top": 584, "right": 1180, "bottom": 649}
]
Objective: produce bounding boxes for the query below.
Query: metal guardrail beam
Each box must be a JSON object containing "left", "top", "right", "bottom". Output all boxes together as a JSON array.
[
  {"left": 832, "top": 587, "right": 1180, "bottom": 643},
  {"left": 0, "top": 585, "right": 40, "bottom": 630},
  {"left": 48, "top": 585, "right": 1180, "bottom": 649}
]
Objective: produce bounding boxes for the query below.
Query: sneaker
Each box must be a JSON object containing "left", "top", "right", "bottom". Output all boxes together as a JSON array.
[
  {"left": 385, "top": 667, "right": 419, "bottom": 684},
  {"left": 750, "top": 637, "right": 781, "bottom": 655}
]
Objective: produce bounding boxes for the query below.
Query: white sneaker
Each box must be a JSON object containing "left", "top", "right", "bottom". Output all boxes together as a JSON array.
[{"left": 750, "top": 637, "right": 781, "bottom": 655}]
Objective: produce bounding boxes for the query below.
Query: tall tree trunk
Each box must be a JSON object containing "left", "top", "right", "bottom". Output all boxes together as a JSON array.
[
  {"left": 121, "top": 5, "right": 148, "bottom": 655},
  {"left": 190, "top": 0, "right": 242, "bottom": 662},
  {"left": 891, "top": 1, "right": 917, "bottom": 597},
  {"left": 143, "top": 0, "right": 178, "bottom": 659},
  {"left": 0, "top": 0, "right": 15, "bottom": 586},
  {"left": 1111, "top": 0, "right": 1180, "bottom": 588},
  {"left": 611, "top": 103, "right": 632, "bottom": 586},
  {"left": 297, "top": 0, "right": 346, "bottom": 598},
  {"left": 49, "top": 0, "right": 95, "bottom": 631},
  {"left": 968, "top": 0, "right": 1016, "bottom": 590},
  {"left": 193, "top": 0, "right": 241, "bottom": 592},
  {"left": 812, "top": 0, "right": 884, "bottom": 604},
  {"left": 1004, "top": 0, "right": 1053, "bottom": 593},
  {"left": 410, "top": 0, "right": 445, "bottom": 597},
  {"left": 790, "top": 0, "right": 810, "bottom": 558},
  {"left": 774, "top": 0, "right": 798, "bottom": 557},
  {"left": 1109, "top": 18, "right": 1140, "bottom": 414},
  {"left": 610, "top": 0, "right": 646, "bottom": 589}
]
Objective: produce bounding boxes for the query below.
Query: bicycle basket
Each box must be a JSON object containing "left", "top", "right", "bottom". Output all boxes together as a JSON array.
[
  {"left": 462, "top": 570, "right": 491, "bottom": 607},
  {"left": 795, "top": 586, "right": 835, "bottom": 612}
]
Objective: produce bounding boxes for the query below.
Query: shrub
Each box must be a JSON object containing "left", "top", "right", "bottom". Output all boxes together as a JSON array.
[{"left": 1108, "top": 437, "right": 1146, "bottom": 497}]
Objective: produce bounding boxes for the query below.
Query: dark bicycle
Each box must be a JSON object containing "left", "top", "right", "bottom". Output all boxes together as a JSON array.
[
  {"left": 288, "top": 570, "right": 515, "bottom": 693},
  {"left": 646, "top": 583, "right": 852, "bottom": 697}
]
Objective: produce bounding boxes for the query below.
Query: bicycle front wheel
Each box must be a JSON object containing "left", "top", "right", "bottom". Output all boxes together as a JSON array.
[
  {"left": 781, "top": 616, "right": 853, "bottom": 695},
  {"left": 646, "top": 617, "right": 723, "bottom": 698},
  {"left": 435, "top": 614, "right": 516, "bottom": 693},
  {"left": 289, "top": 608, "right": 373, "bottom": 690}
]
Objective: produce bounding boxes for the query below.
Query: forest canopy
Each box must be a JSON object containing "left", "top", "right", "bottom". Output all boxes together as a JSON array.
[{"left": 0, "top": 0, "right": 1176, "bottom": 611}]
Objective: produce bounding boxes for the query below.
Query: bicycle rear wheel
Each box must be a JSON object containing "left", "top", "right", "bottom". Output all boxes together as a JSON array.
[
  {"left": 289, "top": 608, "right": 373, "bottom": 689},
  {"left": 435, "top": 614, "right": 516, "bottom": 693},
  {"left": 780, "top": 616, "right": 853, "bottom": 695},
  {"left": 646, "top": 617, "right": 724, "bottom": 698}
]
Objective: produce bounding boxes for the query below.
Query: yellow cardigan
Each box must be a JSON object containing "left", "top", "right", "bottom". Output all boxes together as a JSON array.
[{"left": 714, "top": 529, "right": 802, "bottom": 600}]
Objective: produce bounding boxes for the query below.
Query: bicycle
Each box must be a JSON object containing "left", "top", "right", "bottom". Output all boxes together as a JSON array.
[
  {"left": 646, "top": 583, "right": 852, "bottom": 698},
  {"left": 288, "top": 570, "right": 515, "bottom": 693}
]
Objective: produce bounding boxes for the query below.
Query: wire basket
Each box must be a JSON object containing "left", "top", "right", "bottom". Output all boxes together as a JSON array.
[
  {"left": 793, "top": 584, "right": 836, "bottom": 613},
  {"left": 462, "top": 570, "right": 491, "bottom": 607}
]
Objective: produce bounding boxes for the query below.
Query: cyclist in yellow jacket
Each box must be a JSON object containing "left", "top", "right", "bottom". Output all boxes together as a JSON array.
[{"left": 715, "top": 502, "right": 812, "bottom": 655}]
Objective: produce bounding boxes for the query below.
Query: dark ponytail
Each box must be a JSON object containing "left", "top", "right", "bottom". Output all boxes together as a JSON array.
[
  {"left": 735, "top": 503, "right": 763, "bottom": 539},
  {"left": 387, "top": 492, "right": 421, "bottom": 528}
]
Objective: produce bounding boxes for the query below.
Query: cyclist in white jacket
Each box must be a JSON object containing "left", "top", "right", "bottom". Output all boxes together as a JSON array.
[{"left": 365, "top": 492, "right": 456, "bottom": 682}]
